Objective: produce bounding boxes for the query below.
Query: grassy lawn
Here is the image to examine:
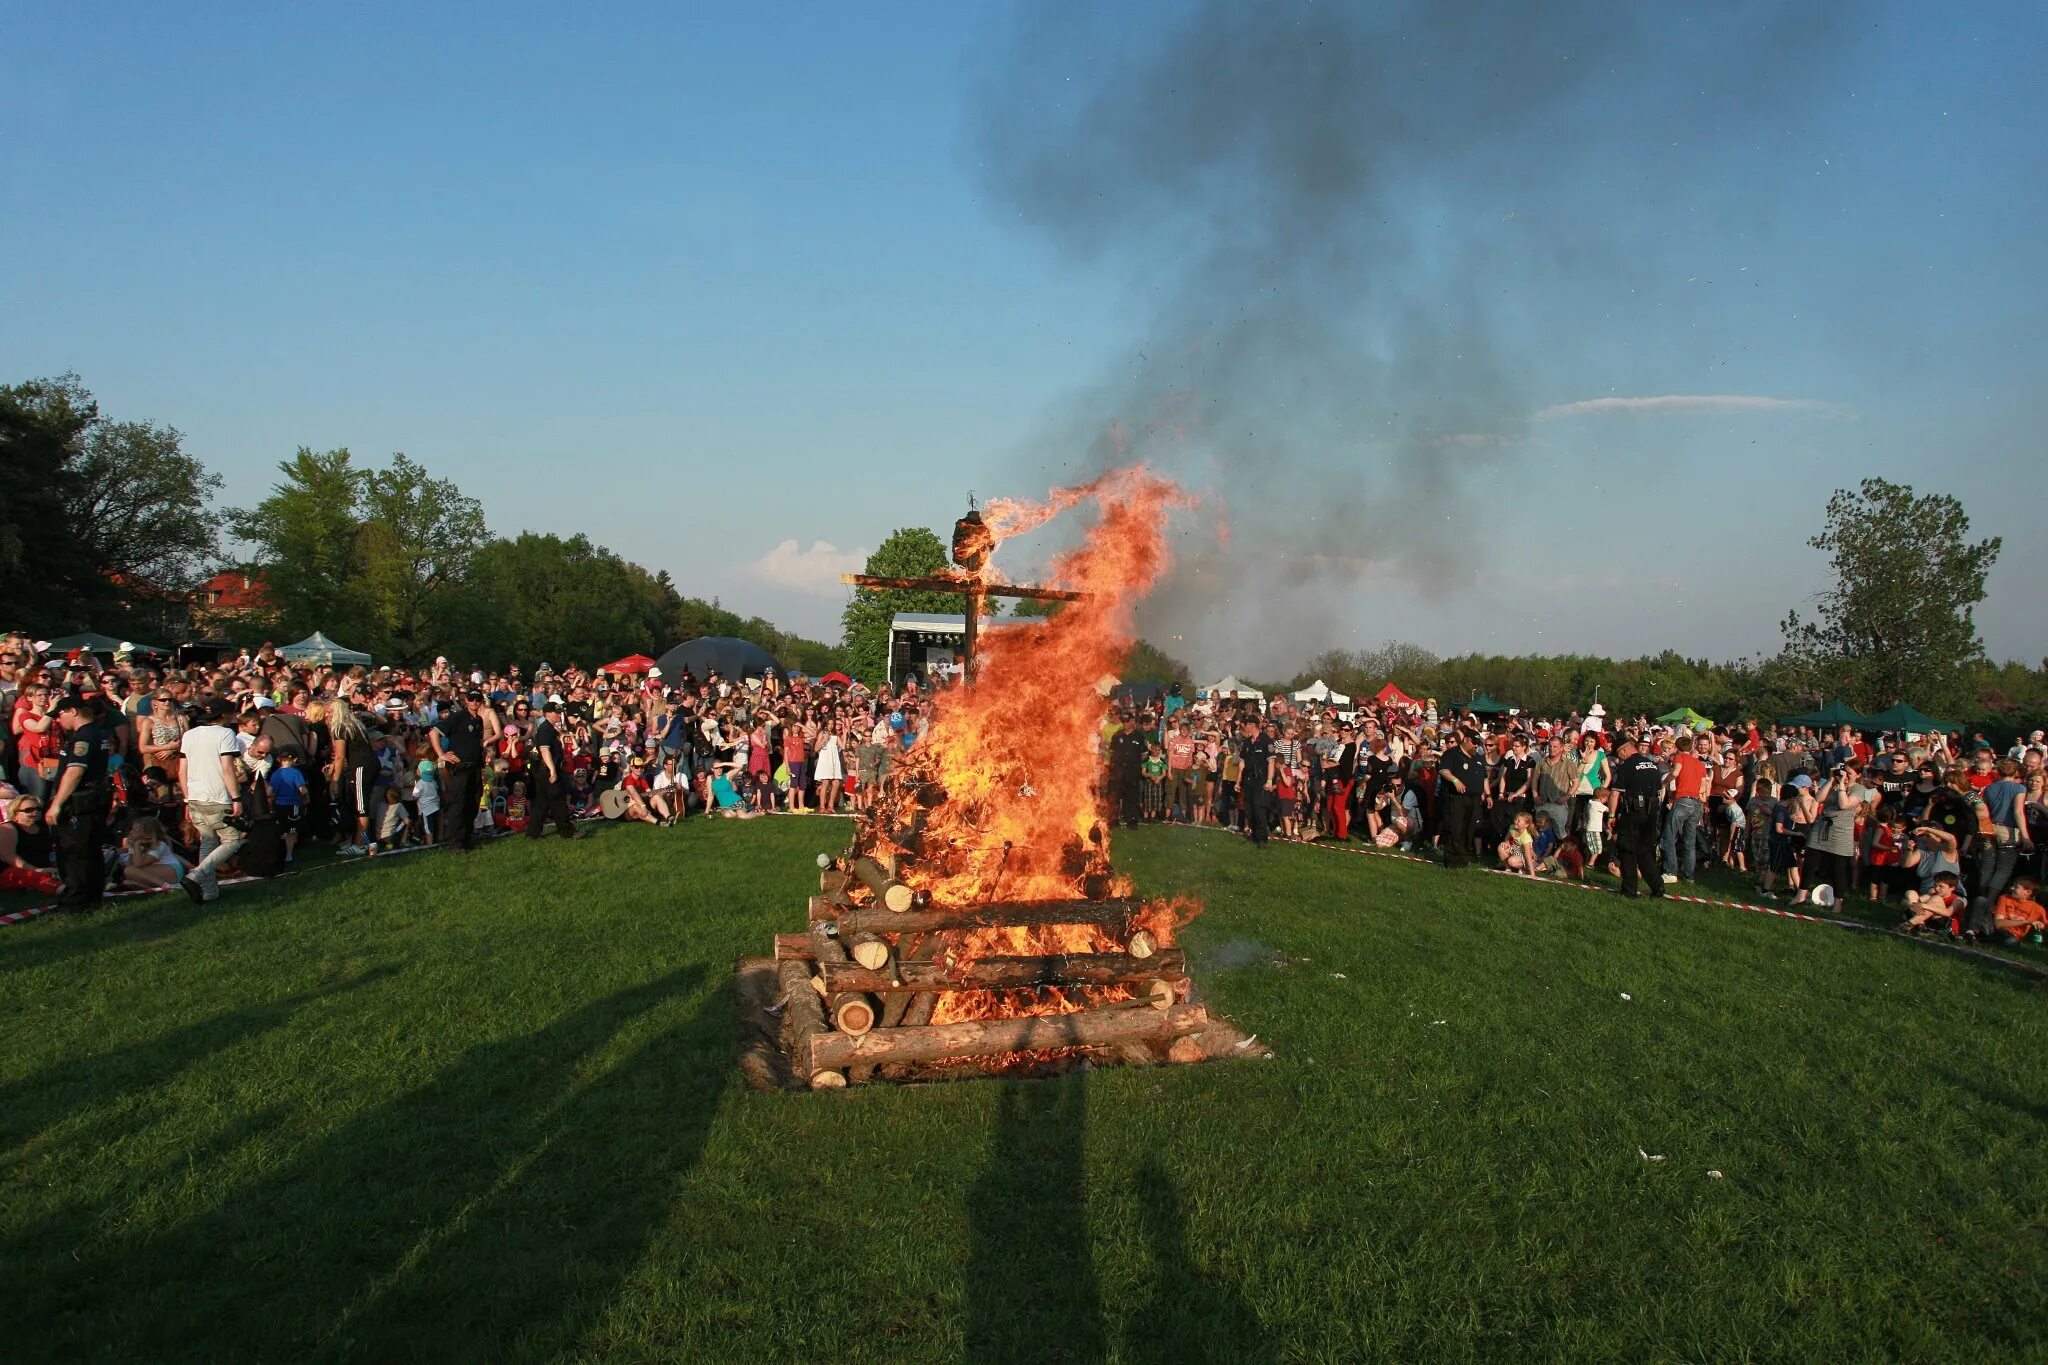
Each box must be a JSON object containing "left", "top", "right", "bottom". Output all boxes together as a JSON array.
[{"left": 6, "top": 819, "right": 2046, "bottom": 1361}]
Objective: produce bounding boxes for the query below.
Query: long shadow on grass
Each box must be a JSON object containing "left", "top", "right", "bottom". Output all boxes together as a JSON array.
[
  {"left": 23, "top": 963, "right": 726, "bottom": 1362},
  {"left": 965, "top": 1075, "right": 1106, "bottom": 1363},
  {"left": 0, "top": 968, "right": 395, "bottom": 1155},
  {"left": 1124, "top": 1156, "right": 1276, "bottom": 1365}
]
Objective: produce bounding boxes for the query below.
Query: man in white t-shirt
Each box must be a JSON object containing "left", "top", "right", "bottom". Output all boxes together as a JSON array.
[{"left": 178, "top": 702, "right": 248, "bottom": 903}]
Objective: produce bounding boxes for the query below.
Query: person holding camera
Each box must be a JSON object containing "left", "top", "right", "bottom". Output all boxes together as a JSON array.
[{"left": 177, "top": 700, "right": 246, "bottom": 904}]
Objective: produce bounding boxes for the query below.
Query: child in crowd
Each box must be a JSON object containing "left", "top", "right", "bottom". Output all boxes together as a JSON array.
[
  {"left": 1864, "top": 816, "right": 1907, "bottom": 902},
  {"left": 414, "top": 751, "right": 440, "bottom": 846},
  {"left": 1901, "top": 870, "right": 1965, "bottom": 934},
  {"left": 1141, "top": 741, "right": 1167, "bottom": 823},
  {"left": 1993, "top": 877, "right": 2045, "bottom": 944},
  {"left": 377, "top": 785, "right": 414, "bottom": 849},
  {"left": 1745, "top": 778, "right": 1776, "bottom": 892},
  {"left": 1581, "top": 789, "right": 1608, "bottom": 868},
  {"left": 118, "top": 816, "right": 186, "bottom": 891},
  {"left": 1720, "top": 787, "right": 1748, "bottom": 873},
  {"left": 267, "top": 750, "right": 307, "bottom": 864},
  {"left": 1497, "top": 810, "right": 1539, "bottom": 876}
]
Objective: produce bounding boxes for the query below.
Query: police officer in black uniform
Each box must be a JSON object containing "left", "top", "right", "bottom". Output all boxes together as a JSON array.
[
  {"left": 1240, "top": 715, "right": 1275, "bottom": 848},
  {"left": 1609, "top": 733, "right": 1666, "bottom": 899},
  {"left": 1108, "top": 709, "right": 1148, "bottom": 829},
  {"left": 430, "top": 689, "right": 488, "bottom": 851},
  {"left": 527, "top": 700, "right": 583, "bottom": 840},
  {"left": 1436, "top": 727, "right": 1484, "bottom": 868},
  {"left": 46, "top": 696, "right": 114, "bottom": 911}
]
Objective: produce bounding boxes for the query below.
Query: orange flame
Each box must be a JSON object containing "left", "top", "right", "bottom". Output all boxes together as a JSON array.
[{"left": 851, "top": 465, "right": 1204, "bottom": 1032}]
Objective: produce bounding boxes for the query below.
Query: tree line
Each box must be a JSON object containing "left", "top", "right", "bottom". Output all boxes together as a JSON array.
[{"left": 5, "top": 374, "right": 2036, "bottom": 732}]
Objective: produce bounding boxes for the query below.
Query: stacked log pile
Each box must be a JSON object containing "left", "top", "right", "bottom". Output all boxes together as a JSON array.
[{"left": 773, "top": 859, "right": 1208, "bottom": 1089}]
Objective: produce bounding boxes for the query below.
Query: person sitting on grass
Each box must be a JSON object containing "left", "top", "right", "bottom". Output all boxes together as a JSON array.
[
  {"left": 1902, "top": 825, "right": 1963, "bottom": 911},
  {"left": 1497, "top": 809, "right": 1539, "bottom": 876},
  {"left": 118, "top": 815, "right": 186, "bottom": 891},
  {"left": 1901, "top": 869, "right": 1965, "bottom": 934},
  {"left": 1993, "top": 876, "right": 2045, "bottom": 944},
  {"left": 711, "top": 770, "right": 764, "bottom": 819}
]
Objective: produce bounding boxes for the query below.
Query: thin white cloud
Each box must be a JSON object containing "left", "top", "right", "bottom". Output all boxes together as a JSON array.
[
  {"left": 1534, "top": 395, "right": 1843, "bottom": 420},
  {"left": 745, "top": 539, "right": 870, "bottom": 596}
]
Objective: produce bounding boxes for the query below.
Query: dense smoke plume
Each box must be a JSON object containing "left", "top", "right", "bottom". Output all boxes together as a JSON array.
[{"left": 975, "top": 0, "right": 1846, "bottom": 675}]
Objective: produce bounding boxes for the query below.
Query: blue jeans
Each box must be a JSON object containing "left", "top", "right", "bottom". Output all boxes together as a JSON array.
[{"left": 1662, "top": 797, "right": 1702, "bottom": 879}]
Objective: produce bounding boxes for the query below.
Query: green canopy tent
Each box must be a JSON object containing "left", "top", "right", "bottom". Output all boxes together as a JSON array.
[
  {"left": 1779, "top": 700, "right": 1868, "bottom": 729},
  {"left": 41, "top": 631, "right": 172, "bottom": 659},
  {"left": 1655, "top": 706, "right": 1715, "bottom": 730},
  {"left": 1460, "top": 692, "right": 1514, "bottom": 715},
  {"left": 278, "top": 631, "right": 372, "bottom": 667},
  {"left": 1857, "top": 702, "right": 1960, "bottom": 735}
]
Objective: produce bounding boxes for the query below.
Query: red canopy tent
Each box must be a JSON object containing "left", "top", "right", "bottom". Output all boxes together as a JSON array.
[
  {"left": 603, "top": 654, "right": 657, "bottom": 674},
  {"left": 819, "top": 671, "right": 853, "bottom": 688},
  {"left": 1375, "top": 682, "right": 1421, "bottom": 708}
]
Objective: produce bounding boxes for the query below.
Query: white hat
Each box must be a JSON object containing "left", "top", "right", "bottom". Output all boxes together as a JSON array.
[
  {"left": 1811, "top": 884, "right": 1837, "bottom": 908},
  {"left": 648, "top": 666, "right": 662, "bottom": 678},
  {"left": 435, "top": 656, "right": 448, "bottom": 664},
  {"left": 548, "top": 693, "right": 565, "bottom": 705}
]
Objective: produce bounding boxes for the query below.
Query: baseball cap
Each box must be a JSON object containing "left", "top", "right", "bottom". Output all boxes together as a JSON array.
[
  {"left": 648, "top": 667, "right": 662, "bottom": 678},
  {"left": 1789, "top": 772, "right": 1813, "bottom": 789},
  {"left": 435, "top": 655, "right": 448, "bottom": 664},
  {"left": 548, "top": 692, "right": 565, "bottom": 705}
]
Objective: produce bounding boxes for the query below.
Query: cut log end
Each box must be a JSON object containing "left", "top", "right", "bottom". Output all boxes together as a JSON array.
[
  {"left": 882, "top": 884, "right": 915, "bottom": 913},
  {"left": 849, "top": 932, "right": 892, "bottom": 971},
  {"left": 1127, "top": 929, "right": 1157, "bottom": 959},
  {"left": 833, "top": 996, "right": 879, "bottom": 1037},
  {"left": 809, "top": 1069, "right": 849, "bottom": 1089}
]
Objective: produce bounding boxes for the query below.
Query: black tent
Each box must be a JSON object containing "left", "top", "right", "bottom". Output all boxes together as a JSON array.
[{"left": 654, "top": 636, "right": 780, "bottom": 683}]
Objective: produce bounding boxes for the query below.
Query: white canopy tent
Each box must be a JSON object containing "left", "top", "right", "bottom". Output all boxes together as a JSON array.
[
  {"left": 278, "top": 631, "right": 372, "bottom": 667},
  {"left": 1203, "top": 675, "right": 1265, "bottom": 700},
  {"left": 1289, "top": 679, "right": 1351, "bottom": 706}
]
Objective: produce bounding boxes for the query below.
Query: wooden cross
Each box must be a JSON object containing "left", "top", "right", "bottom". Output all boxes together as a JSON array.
[{"left": 840, "top": 508, "right": 1085, "bottom": 681}]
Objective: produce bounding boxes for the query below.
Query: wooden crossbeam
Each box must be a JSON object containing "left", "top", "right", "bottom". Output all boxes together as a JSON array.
[{"left": 839, "top": 574, "right": 1085, "bottom": 602}]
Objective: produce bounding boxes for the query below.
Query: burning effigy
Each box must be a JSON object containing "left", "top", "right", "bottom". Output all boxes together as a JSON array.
[{"left": 737, "top": 466, "right": 1266, "bottom": 1088}]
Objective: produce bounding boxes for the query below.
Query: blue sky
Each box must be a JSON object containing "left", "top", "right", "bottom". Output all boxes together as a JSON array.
[{"left": 4, "top": 1, "right": 2044, "bottom": 677}]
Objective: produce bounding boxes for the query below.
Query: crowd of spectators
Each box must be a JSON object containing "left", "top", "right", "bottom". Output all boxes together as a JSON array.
[
  {"left": 1, "top": 634, "right": 928, "bottom": 911},
  {"left": 1101, "top": 690, "right": 2048, "bottom": 947},
  {"left": 4, "top": 630, "right": 2045, "bottom": 951}
]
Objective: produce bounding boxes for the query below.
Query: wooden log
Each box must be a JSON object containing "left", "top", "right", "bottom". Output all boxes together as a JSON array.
[
  {"left": 855, "top": 933, "right": 930, "bottom": 1084},
  {"left": 820, "top": 869, "right": 851, "bottom": 897},
  {"left": 812, "top": 1003, "right": 1211, "bottom": 1073},
  {"left": 825, "top": 898, "right": 1142, "bottom": 937},
  {"left": 809, "top": 925, "right": 878, "bottom": 1045},
  {"left": 777, "top": 959, "right": 844, "bottom": 1089},
  {"left": 848, "top": 931, "right": 893, "bottom": 972},
  {"left": 833, "top": 996, "right": 879, "bottom": 1036},
  {"left": 820, "top": 949, "right": 1185, "bottom": 996},
  {"left": 1127, "top": 929, "right": 1157, "bottom": 959},
  {"left": 852, "top": 857, "right": 914, "bottom": 913},
  {"left": 774, "top": 932, "right": 818, "bottom": 961}
]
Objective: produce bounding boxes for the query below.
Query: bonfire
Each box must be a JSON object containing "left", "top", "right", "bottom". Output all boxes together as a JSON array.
[{"left": 742, "top": 466, "right": 1263, "bottom": 1088}]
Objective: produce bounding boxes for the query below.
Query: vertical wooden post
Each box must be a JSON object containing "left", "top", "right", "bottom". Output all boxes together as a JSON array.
[{"left": 963, "top": 582, "right": 983, "bottom": 684}]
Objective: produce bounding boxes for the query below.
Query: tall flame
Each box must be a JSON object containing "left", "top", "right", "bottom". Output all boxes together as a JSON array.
[{"left": 850, "top": 465, "right": 1201, "bottom": 1030}]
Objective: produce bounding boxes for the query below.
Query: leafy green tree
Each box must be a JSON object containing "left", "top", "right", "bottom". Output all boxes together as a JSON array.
[
  {"left": 229, "top": 447, "right": 368, "bottom": 640},
  {"left": 352, "top": 454, "right": 487, "bottom": 661},
  {"left": 1780, "top": 478, "right": 2001, "bottom": 715},
  {"left": 1, "top": 374, "right": 222, "bottom": 637},
  {"left": 1122, "top": 639, "right": 1192, "bottom": 688},
  {"left": 839, "top": 527, "right": 967, "bottom": 683}
]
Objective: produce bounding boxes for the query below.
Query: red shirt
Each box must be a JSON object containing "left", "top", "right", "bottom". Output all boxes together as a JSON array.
[{"left": 1670, "top": 754, "right": 1709, "bottom": 802}]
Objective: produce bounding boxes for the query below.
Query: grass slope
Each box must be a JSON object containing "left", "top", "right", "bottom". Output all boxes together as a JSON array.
[{"left": 4, "top": 820, "right": 2045, "bottom": 1362}]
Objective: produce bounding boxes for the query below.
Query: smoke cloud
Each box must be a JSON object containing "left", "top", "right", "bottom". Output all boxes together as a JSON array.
[{"left": 974, "top": 0, "right": 1848, "bottom": 677}]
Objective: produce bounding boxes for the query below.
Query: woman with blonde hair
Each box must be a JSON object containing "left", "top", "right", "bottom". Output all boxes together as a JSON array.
[{"left": 326, "top": 703, "right": 380, "bottom": 856}]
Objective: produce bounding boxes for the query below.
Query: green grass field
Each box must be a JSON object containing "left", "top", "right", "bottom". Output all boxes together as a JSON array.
[{"left": 6, "top": 819, "right": 2046, "bottom": 1362}]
